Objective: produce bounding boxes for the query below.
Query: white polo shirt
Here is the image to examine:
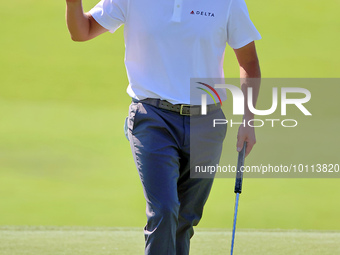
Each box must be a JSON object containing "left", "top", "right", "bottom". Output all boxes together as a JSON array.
[{"left": 89, "top": 0, "right": 261, "bottom": 104}]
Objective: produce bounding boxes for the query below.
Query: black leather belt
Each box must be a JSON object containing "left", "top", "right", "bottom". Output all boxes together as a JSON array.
[{"left": 135, "top": 98, "right": 221, "bottom": 116}]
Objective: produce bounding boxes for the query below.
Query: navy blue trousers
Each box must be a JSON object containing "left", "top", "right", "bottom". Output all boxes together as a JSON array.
[{"left": 127, "top": 101, "right": 226, "bottom": 255}]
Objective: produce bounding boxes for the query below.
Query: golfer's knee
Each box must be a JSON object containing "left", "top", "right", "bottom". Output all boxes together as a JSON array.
[{"left": 149, "top": 200, "right": 180, "bottom": 224}]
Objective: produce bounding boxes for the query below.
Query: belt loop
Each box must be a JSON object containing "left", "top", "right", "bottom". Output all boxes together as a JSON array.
[
  {"left": 180, "top": 105, "right": 191, "bottom": 116},
  {"left": 156, "top": 99, "right": 161, "bottom": 108}
]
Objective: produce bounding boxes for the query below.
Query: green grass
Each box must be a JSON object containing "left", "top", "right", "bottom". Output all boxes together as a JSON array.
[
  {"left": 0, "top": 0, "right": 339, "bottom": 233},
  {"left": 0, "top": 227, "right": 339, "bottom": 255}
]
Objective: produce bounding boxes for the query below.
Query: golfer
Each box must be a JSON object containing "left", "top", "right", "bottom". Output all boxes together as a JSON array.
[{"left": 66, "top": 0, "right": 261, "bottom": 254}]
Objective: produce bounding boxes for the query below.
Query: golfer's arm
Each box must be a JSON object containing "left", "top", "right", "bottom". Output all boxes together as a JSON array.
[
  {"left": 66, "top": 0, "right": 108, "bottom": 42},
  {"left": 234, "top": 41, "right": 261, "bottom": 120}
]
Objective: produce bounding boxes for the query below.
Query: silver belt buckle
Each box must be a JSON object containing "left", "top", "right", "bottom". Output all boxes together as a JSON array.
[{"left": 180, "top": 104, "right": 191, "bottom": 116}]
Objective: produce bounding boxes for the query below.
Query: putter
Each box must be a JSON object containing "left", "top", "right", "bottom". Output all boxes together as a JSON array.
[{"left": 230, "top": 142, "right": 247, "bottom": 255}]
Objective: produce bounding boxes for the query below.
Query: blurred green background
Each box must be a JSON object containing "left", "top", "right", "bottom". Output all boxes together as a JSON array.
[{"left": 0, "top": 0, "right": 339, "bottom": 230}]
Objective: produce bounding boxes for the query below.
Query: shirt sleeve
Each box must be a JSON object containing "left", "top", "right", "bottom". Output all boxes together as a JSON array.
[
  {"left": 226, "top": 0, "right": 261, "bottom": 49},
  {"left": 88, "top": 0, "right": 127, "bottom": 33}
]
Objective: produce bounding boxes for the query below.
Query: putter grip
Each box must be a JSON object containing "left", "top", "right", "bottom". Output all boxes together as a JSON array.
[{"left": 234, "top": 142, "right": 247, "bottom": 194}]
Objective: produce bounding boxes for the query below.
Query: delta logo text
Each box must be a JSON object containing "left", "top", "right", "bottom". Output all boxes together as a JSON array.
[
  {"left": 197, "top": 83, "right": 312, "bottom": 128},
  {"left": 190, "top": 10, "right": 215, "bottom": 17}
]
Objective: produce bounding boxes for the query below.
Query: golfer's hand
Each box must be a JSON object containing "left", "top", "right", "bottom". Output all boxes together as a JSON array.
[{"left": 237, "top": 123, "right": 256, "bottom": 157}]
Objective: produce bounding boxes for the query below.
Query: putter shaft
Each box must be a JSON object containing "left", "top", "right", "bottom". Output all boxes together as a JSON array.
[
  {"left": 230, "top": 142, "right": 247, "bottom": 255},
  {"left": 230, "top": 193, "right": 240, "bottom": 255}
]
